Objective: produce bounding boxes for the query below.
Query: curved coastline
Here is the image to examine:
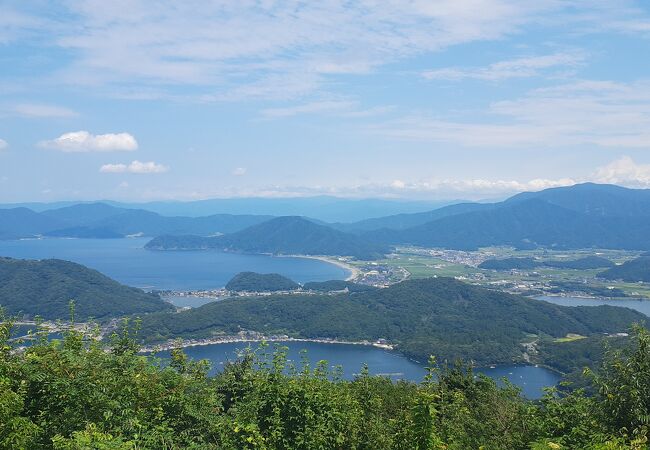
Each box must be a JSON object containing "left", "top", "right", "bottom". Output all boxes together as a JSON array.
[{"left": 276, "top": 254, "right": 360, "bottom": 281}]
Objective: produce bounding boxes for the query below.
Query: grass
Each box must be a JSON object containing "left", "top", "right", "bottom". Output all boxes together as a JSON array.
[{"left": 554, "top": 334, "right": 587, "bottom": 343}]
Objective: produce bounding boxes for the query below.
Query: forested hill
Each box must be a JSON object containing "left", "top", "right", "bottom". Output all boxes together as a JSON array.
[
  {"left": 599, "top": 256, "right": 650, "bottom": 282},
  {"left": 146, "top": 216, "right": 389, "bottom": 259},
  {"left": 0, "top": 257, "right": 172, "bottom": 320},
  {"left": 138, "top": 277, "right": 644, "bottom": 367},
  {"left": 225, "top": 272, "right": 300, "bottom": 292}
]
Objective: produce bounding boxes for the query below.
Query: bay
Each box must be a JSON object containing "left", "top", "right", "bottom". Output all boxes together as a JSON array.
[
  {"left": 163, "top": 341, "right": 560, "bottom": 399},
  {"left": 0, "top": 237, "right": 350, "bottom": 290}
]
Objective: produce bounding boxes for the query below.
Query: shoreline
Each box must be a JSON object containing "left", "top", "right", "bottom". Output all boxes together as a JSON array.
[
  {"left": 277, "top": 254, "right": 360, "bottom": 281},
  {"left": 535, "top": 293, "right": 649, "bottom": 302},
  {"left": 140, "top": 336, "right": 393, "bottom": 353}
]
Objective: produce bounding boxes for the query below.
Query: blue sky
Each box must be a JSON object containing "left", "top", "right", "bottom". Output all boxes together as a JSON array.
[{"left": 1, "top": 0, "right": 650, "bottom": 202}]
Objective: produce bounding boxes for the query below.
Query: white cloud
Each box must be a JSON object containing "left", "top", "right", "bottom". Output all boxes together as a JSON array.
[
  {"left": 356, "top": 177, "right": 577, "bottom": 198},
  {"left": 12, "top": 103, "right": 78, "bottom": 118},
  {"left": 422, "top": 52, "right": 585, "bottom": 81},
  {"left": 185, "top": 177, "right": 577, "bottom": 200},
  {"left": 4, "top": 2, "right": 650, "bottom": 102},
  {"left": 40, "top": 131, "right": 138, "bottom": 152},
  {"left": 0, "top": 139, "right": 7, "bottom": 150},
  {"left": 100, "top": 160, "right": 168, "bottom": 174},
  {"left": 375, "top": 79, "right": 650, "bottom": 148},
  {"left": 13, "top": 1, "right": 567, "bottom": 99},
  {"left": 593, "top": 156, "right": 650, "bottom": 187},
  {"left": 231, "top": 167, "right": 247, "bottom": 176}
]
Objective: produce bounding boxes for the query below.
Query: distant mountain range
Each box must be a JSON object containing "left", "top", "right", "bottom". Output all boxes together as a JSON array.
[
  {"left": 6, "top": 183, "right": 650, "bottom": 254},
  {"left": 0, "top": 203, "right": 272, "bottom": 240},
  {"left": 146, "top": 216, "right": 389, "bottom": 260},
  {"left": 0, "top": 257, "right": 172, "bottom": 320},
  {"left": 359, "top": 183, "right": 650, "bottom": 250},
  {"left": 0, "top": 197, "right": 457, "bottom": 223}
]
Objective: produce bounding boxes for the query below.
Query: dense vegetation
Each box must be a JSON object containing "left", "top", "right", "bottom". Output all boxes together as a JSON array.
[
  {"left": 0, "top": 202, "right": 272, "bottom": 239},
  {"left": 147, "top": 216, "right": 389, "bottom": 259},
  {"left": 225, "top": 272, "right": 300, "bottom": 292},
  {"left": 600, "top": 257, "right": 650, "bottom": 282},
  {"left": 138, "top": 278, "right": 645, "bottom": 368},
  {"left": 544, "top": 256, "right": 615, "bottom": 269},
  {"left": 1, "top": 315, "right": 649, "bottom": 449},
  {"left": 302, "top": 279, "right": 378, "bottom": 293},
  {"left": 479, "top": 256, "right": 615, "bottom": 271},
  {"left": 0, "top": 258, "right": 171, "bottom": 320}
]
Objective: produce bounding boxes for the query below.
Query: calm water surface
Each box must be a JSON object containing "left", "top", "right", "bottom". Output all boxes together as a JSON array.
[
  {"left": 162, "top": 341, "right": 560, "bottom": 399},
  {"left": 0, "top": 238, "right": 349, "bottom": 290},
  {"left": 534, "top": 295, "right": 650, "bottom": 317},
  {"left": 0, "top": 238, "right": 562, "bottom": 397}
]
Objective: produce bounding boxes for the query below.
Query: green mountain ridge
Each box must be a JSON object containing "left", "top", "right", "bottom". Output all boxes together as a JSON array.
[
  {"left": 138, "top": 277, "right": 645, "bottom": 368},
  {"left": 146, "top": 216, "right": 389, "bottom": 259},
  {"left": 599, "top": 256, "right": 650, "bottom": 282},
  {"left": 0, "top": 257, "right": 172, "bottom": 320}
]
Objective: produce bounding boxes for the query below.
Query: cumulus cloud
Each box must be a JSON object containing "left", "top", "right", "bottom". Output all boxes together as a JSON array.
[
  {"left": 100, "top": 160, "right": 168, "bottom": 174},
  {"left": 231, "top": 167, "right": 247, "bottom": 176},
  {"left": 40, "top": 131, "right": 138, "bottom": 152},
  {"left": 366, "top": 177, "right": 577, "bottom": 197},
  {"left": 0, "top": 139, "right": 7, "bottom": 150},
  {"left": 593, "top": 156, "right": 650, "bottom": 187},
  {"left": 422, "top": 52, "right": 585, "bottom": 81}
]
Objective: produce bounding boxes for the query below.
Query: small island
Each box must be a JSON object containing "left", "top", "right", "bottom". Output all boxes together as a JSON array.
[{"left": 225, "top": 272, "right": 300, "bottom": 292}]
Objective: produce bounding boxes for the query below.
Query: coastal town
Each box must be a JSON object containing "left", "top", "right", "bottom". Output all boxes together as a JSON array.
[{"left": 138, "top": 330, "right": 394, "bottom": 354}]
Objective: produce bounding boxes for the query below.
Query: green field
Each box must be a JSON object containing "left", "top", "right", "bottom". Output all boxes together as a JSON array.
[{"left": 354, "top": 247, "right": 650, "bottom": 299}]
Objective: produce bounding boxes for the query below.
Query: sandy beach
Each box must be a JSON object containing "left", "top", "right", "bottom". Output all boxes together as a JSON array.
[{"left": 281, "top": 254, "right": 361, "bottom": 281}]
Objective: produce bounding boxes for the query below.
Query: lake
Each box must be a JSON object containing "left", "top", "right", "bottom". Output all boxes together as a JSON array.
[
  {"left": 534, "top": 295, "right": 650, "bottom": 317},
  {"left": 0, "top": 237, "right": 349, "bottom": 290},
  {"left": 160, "top": 341, "right": 560, "bottom": 399}
]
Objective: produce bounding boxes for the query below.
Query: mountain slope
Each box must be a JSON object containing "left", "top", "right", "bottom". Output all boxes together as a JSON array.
[
  {"left": 334, "top": 202, "right": 492, "bottom": 232},
  {"left": 0, "top": 203, "right": 274, "bottom": 239},
  {"left": 506, "top": 182, "right": 650, "bottom": 217},
  {"left": 147, "top": 216, "right": 389, "bottom": 259},
  {"left": 599, "top": 256, "right": 650, "bottom": 282},
  {"left": 0, "top": 257, "right": 172, "bottom": 320},
  {"left": 0, "top": 208, "right": 62, "bottom": 239},
  {"left": 138, "top": 277, "right": 645, "bottom": 367},
  {"left": 366, "top": 193, "right": 650, "bottom": 250}
]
